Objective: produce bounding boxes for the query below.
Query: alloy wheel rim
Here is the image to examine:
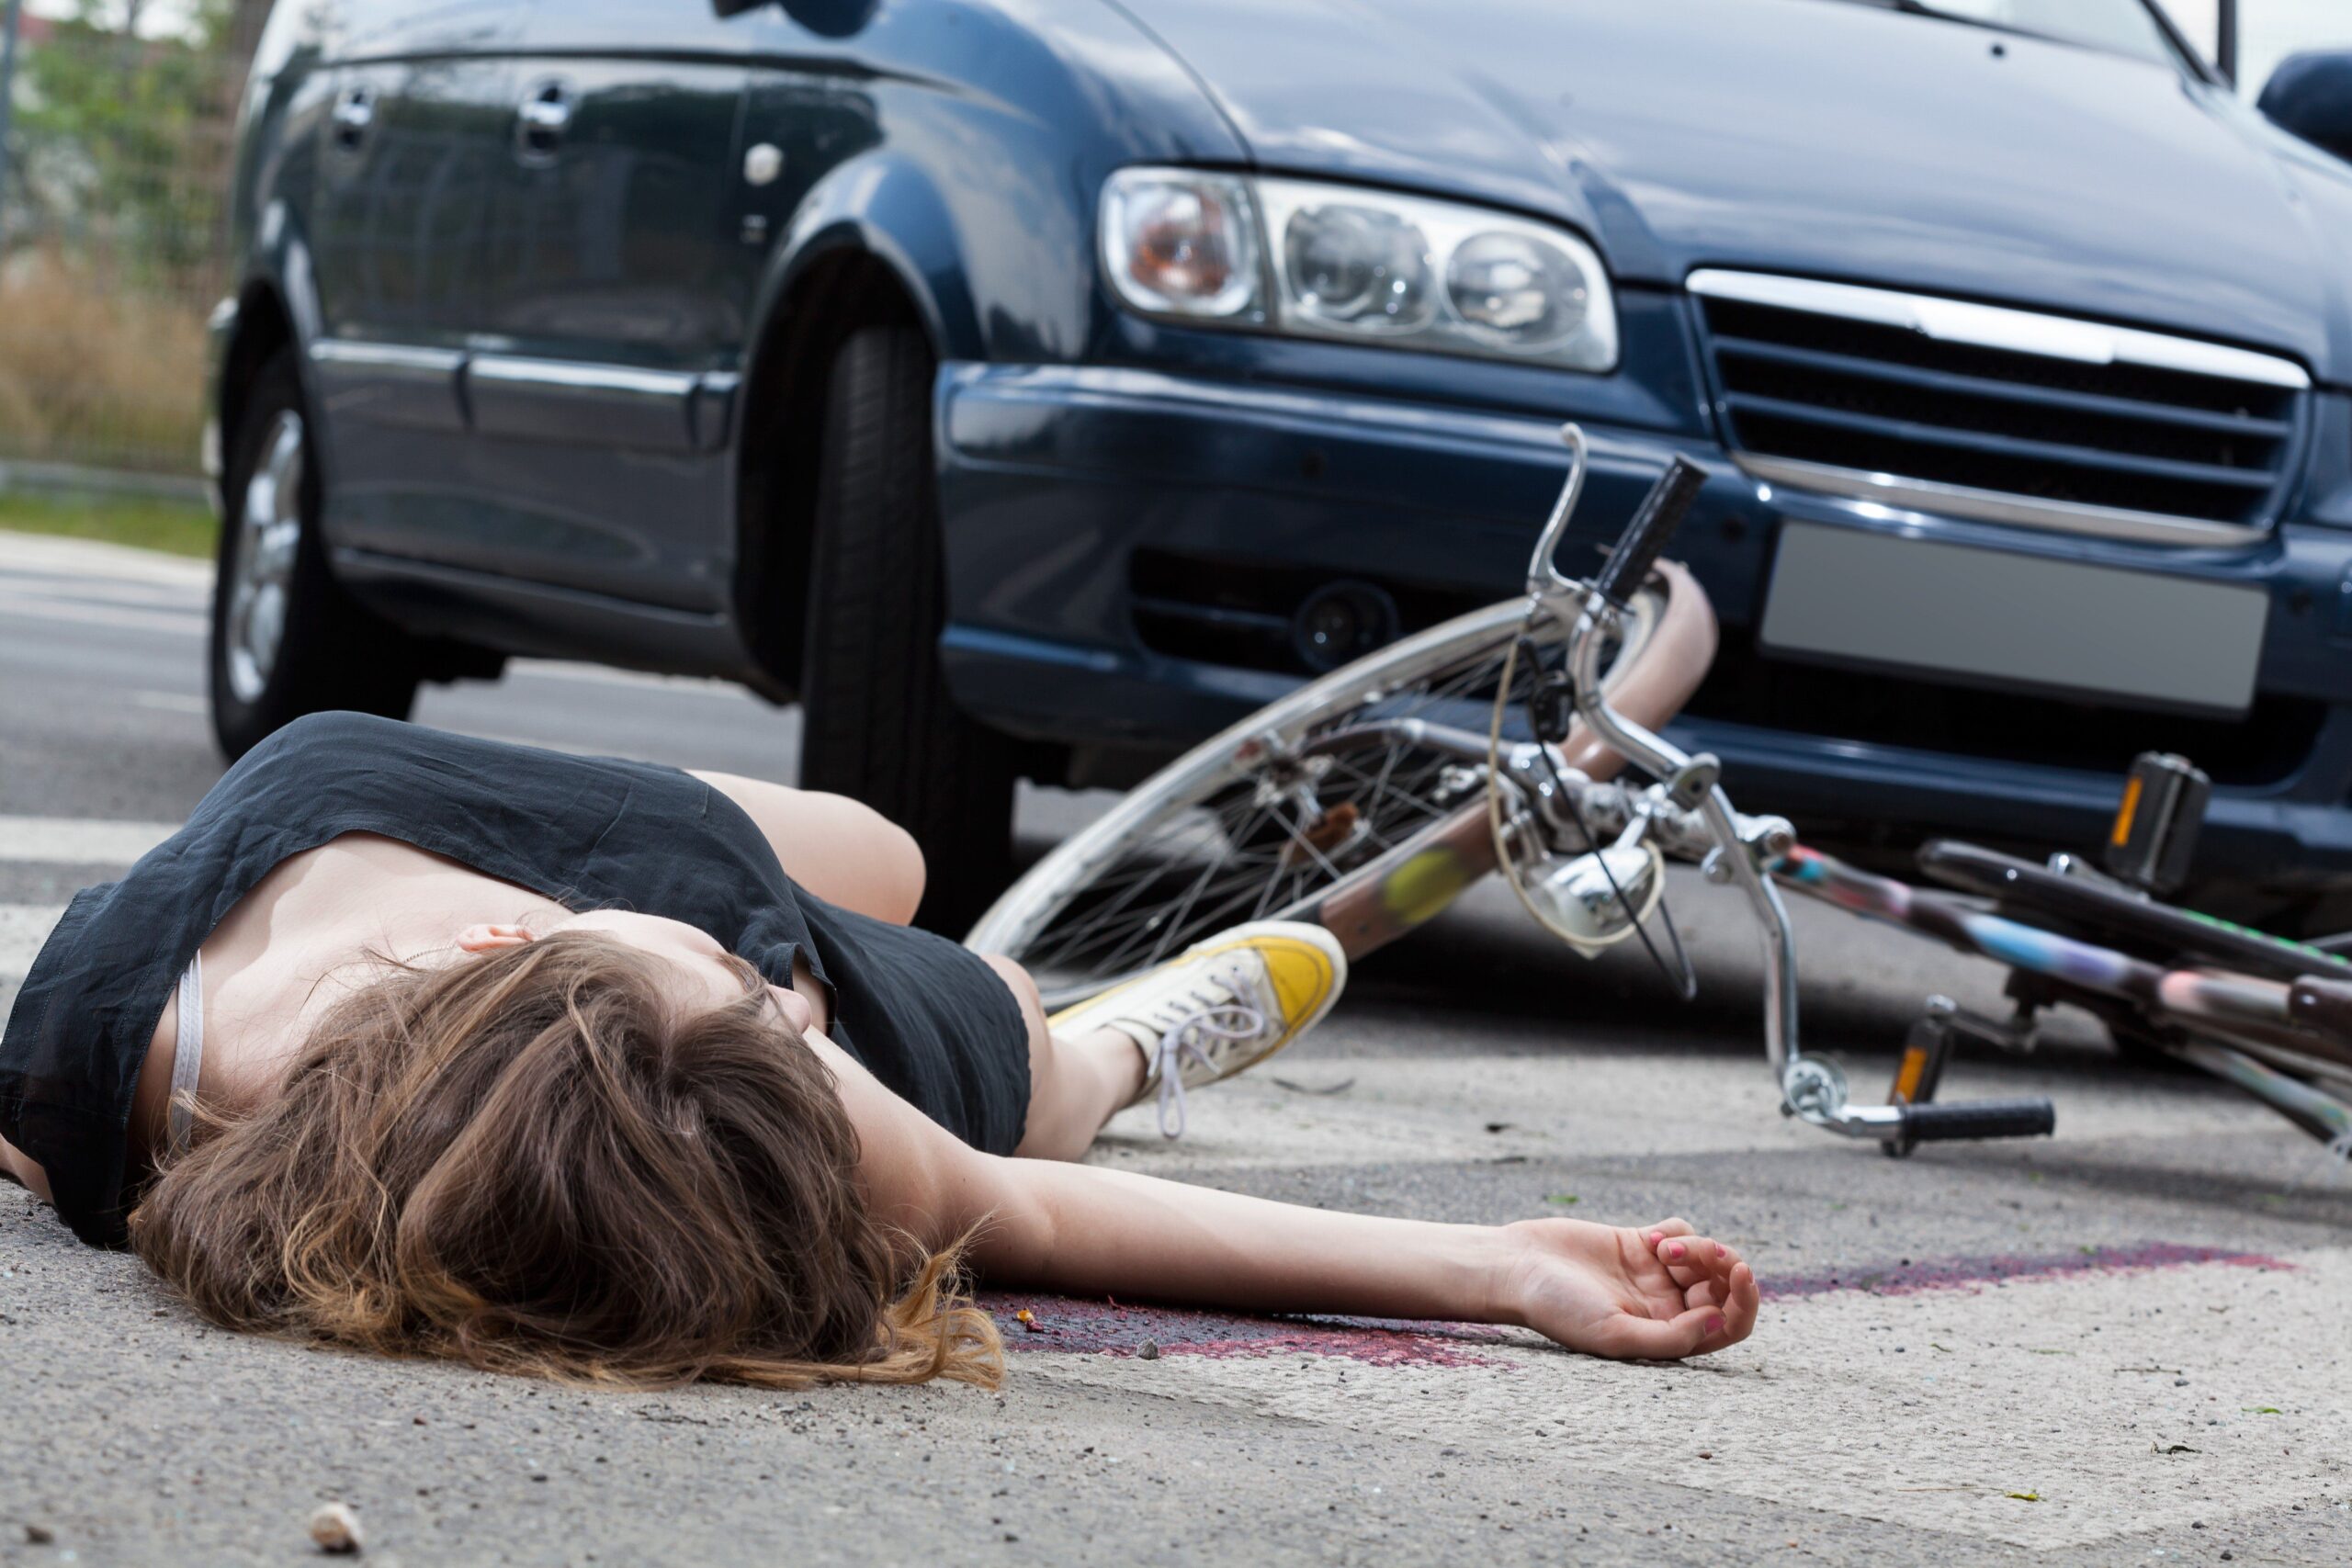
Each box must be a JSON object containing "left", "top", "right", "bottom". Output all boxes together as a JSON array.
[{"left": 225, "top": 411, "right": 305, "bottom": 705}]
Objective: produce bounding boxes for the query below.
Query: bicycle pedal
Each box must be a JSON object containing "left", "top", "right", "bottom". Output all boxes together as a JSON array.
[
  {"left": 1889, "top": 997, "right": 1962, "bottom": 1112},
  {"left": 2103, "top": 751, "right": 2210, "bottom": 896}
]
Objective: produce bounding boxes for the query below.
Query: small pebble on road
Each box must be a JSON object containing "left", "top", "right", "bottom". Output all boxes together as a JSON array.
[{"left": 309, "top": 1501, "right": 363, "bottom": 1554}]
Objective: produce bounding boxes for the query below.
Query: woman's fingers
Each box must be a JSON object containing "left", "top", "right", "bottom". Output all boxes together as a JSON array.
[
  {"left": 1720, "top": 1261, "right": 1761, "bottom": 1346},
  {"left": 1649, "top": 1230, "right": 1743, "bottom": 1292},
  {"left": 1591, "top": 1301, "right": 1725, "bottom": 1360},
  {"left": 1680, "top": 1277, "right": 1726, "bottom": 1311},
  {"left": 1617, "top": 1263, "right": 1761, "bottom": 1359}
]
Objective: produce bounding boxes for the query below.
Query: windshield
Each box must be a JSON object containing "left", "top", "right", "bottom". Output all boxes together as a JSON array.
[{"left": 1823, "top": 0, "right": 2182, "bottom": 64}]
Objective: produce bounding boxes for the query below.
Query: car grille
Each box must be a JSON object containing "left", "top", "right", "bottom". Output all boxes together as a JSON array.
[{"left": 1689, "top": 272, "right": 2307, "bottom": 542}]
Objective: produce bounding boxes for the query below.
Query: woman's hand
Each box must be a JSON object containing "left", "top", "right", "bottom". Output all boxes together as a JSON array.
[{"left": 1501, "top": 1215, "right": 1760, "bottom": 1359}]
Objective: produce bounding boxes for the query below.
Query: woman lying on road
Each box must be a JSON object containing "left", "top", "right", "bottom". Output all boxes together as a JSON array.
[{"left": 0, "top": 713, "right": 1758, "bottom": 1387}]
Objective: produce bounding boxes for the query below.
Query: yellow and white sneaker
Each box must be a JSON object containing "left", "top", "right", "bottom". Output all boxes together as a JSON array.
[{"left": 1048, "top": 920, "right": 1348, "bottom": 1138}]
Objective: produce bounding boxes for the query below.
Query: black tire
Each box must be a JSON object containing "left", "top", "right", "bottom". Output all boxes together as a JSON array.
[
  {"left": 797, "top": 324, "right": 1019, "bottom": 932},
  {"left": 209, "top": 350, "right": 423, "bottom": 759}
]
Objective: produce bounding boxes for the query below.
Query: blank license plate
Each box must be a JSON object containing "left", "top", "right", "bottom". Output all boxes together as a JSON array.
[{"left": 1758, "top": 522, "right": 2268, "bottom": 716}]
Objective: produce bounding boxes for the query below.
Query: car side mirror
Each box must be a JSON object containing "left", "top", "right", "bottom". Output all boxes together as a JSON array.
[{"left": 2257, "top": 50, "right": 2352, "bottom": 164}]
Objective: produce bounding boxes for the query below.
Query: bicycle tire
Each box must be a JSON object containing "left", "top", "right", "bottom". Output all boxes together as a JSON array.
[{"left": 967, "top": 563, "right": 1713, "bottom": 988}]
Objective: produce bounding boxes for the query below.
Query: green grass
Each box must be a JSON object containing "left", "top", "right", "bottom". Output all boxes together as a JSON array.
[{"left": 0, "top": 490, "right": 216, "bottom": 558}]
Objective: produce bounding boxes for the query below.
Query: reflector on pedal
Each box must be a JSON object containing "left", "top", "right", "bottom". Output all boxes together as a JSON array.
[{"left": 2102, "top": 752, "right": 2209, "bottom": 895}]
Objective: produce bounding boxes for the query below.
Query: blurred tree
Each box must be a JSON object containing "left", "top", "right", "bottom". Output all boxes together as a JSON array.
[{"left": 17, "top": 0, "right": 237, "bottom": 288}]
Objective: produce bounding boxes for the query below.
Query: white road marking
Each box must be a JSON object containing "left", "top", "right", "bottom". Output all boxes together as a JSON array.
[
  {"left": 131, "top": 691, "right": 208, "bottom": 714},
  {"left": 506, "top": 659, "right": 748, "bottom": 695},
  {"left": 0, "top": 530, "right": 213, "bottom": 588},
  {"left": 0, "top": 588, "right": 205, "bottom": 637},
  {"left": 0, "top": 569, "right": 207, "bottom": 609},
  {"left": 0, "top": 530, "right": 765, "bottom": 695},
  {"left": 0, "top": 817, "right": 179, "bottom": 865}
]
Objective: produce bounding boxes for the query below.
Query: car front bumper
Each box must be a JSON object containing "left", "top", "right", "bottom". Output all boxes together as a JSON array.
[{"left": 934, "top": 361, "right": 2352, "bottom": 895}]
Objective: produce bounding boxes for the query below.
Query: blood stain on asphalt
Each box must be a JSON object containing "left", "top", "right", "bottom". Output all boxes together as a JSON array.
[
  {"left": 1761, "top": 1241, "right": 2292, "bottom": 1302},
  {"left": 979, "top": 1293, "right": 1510, "bottom": 1367}
]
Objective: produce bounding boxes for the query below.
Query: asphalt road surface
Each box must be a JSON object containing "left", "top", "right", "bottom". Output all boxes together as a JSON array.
[{"left": 2, "top": 532, "right": 2347, "bottom": 1567}]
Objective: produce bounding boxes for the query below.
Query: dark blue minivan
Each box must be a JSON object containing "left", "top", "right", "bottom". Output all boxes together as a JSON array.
[{"left": 207, "top": 0, "right": 2352, "bottom": 926}]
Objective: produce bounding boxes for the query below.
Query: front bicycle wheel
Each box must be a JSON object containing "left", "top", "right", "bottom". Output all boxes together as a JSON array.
[{"left": 967, "top": 564, "right": 1712, "bottom": 998}]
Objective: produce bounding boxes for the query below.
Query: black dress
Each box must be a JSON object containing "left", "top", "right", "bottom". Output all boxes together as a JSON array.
[{"left": 0, "top": 713, "right": 1031, "bottom": 1246}]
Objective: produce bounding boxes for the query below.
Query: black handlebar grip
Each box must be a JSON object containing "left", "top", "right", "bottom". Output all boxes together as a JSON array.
[
  {"left": 1898, "top": 1098, "right": 2056, "bottom": 1143},
  {"left": 1592, "top": 456, "right": 1707, "bottom": 605}
]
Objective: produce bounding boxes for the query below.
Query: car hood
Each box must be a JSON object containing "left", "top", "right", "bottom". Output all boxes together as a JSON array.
[{"left": 1116, "top": 0, "right": 2352, "bottom": 381}]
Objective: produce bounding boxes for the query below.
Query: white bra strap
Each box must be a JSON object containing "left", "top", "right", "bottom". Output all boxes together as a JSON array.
[{"left": 168, "top": 951, "right": 204, "bottom": 1155}]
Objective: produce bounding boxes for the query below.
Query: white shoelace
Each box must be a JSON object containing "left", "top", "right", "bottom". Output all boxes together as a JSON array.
[{"left": 1150, "top": 1000, "right": 1269, "bottom": 1139}]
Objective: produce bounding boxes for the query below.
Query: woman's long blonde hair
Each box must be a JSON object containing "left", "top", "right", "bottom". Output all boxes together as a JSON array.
[{"left": 128, "top": 931, "right": 1003, "bottom": 1389}]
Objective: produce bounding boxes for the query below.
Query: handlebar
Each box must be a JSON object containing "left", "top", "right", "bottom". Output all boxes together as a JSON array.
[
  {"left": 1592, "top": 457, "right": 1706, "bottom": 606},
  {"left": 1538, "top": 422, "right": 1990, "bottom": 1143}
]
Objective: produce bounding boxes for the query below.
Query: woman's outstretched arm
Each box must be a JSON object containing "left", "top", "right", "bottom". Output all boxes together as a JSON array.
[
  {"left": 959, "top": 1155, "right": 1758, "bottom": 1360},
  {"left": 819, "top": 1037, "right": 1759, "bottom": 1360}
]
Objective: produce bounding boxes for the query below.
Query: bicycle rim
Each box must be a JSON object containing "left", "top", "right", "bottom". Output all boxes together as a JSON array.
[{"left": 967, "top": 587, "right": 1662, "bottom": 994}]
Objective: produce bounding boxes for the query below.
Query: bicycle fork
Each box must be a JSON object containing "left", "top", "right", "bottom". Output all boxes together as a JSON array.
[{"left": 1563, "top": 590, "right": 2056, "bottom": 1150}]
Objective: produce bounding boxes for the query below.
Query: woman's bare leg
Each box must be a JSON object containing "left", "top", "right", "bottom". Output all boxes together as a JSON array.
[{"left": 984, "top": 955, "right": 1147, "bottom": 1161}]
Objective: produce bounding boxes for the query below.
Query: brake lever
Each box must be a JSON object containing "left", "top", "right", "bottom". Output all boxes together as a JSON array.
[{"left": 1526, "top": 425, "right": 1591, "bottom": 600}]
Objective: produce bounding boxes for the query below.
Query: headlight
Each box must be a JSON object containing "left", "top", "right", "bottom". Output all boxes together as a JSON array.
[
  {"left": 1100, "top": 167, "right": 1617, "bottom": 373},
  {"left": 1097, "top": 169, "right": 1261, "bottom": 321}
]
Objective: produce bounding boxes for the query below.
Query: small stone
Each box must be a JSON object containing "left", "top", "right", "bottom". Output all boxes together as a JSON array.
[
  {"left": 308, "top": 1502, "right": 362, "bottom": 1554},
  {"left": 1136, "top": 1339, "right": 1160, "bottom": 1360},
  {"left": 25, "top": 1523, "right": 54, "bottom": 1545},
  {"left": 1697, "top": 1451, "right": 1713, "bottom": 1460}
]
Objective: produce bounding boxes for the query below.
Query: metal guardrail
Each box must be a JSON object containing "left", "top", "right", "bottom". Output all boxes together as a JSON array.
[{"left": 0, "top": 457, "right": 209, "bottom": 506}]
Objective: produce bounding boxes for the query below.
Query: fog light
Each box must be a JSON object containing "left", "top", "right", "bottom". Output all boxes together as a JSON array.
[{"left": 1293, "top": 581, "right": 1400, "bottom": 672}]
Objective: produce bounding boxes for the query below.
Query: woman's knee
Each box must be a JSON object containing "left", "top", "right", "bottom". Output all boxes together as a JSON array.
[
  {"left": 815, "top": 795, "right": 925, "bottom": 923},
  {"left": 864, "top": 811, "right": 927, "bottom": 924}
]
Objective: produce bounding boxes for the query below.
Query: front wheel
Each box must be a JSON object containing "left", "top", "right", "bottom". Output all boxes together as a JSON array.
[
  {"left": 967, "top": 562, "right": 1714, "bottom": 997},
  {"left": 209, "top": 350, "right": 424, "bottom": 759},
  {"left": 797, "top": 324, "right": 1021, "bottom": 932}
]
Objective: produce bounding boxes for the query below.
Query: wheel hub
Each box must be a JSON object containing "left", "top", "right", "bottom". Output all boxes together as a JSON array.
[{"left": 225, "top": 411, "right": 306, "bottom": 704}]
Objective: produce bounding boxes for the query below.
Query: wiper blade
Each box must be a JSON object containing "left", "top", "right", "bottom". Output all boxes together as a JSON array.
[{"left": 1832, "top": 0, "right": 2071, "bottom": 51}]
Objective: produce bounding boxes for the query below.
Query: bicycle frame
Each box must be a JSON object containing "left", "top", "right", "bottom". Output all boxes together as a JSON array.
[
  {"left": 1780, "top": 846, "right": 2352, "bottom": 1144},
  {"left": 1298, "top": 424, "right": 2352, "bottom": 1147}
]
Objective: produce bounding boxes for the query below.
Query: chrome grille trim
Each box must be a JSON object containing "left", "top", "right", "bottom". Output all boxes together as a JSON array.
[
  {"left": 1688, "top": 270, "right": 2307, "bottom": 543},
  {"left": 1687, "top": 271, "right": 2310, "bottom": 389},
  {"left": 1732, "top": 455, "right": 2267, "bottom": 547}
]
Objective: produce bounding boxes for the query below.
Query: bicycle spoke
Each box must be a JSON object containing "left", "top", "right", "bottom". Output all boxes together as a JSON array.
[{"left": 989, "top": 603, "right": 1623, "bottom": 988}]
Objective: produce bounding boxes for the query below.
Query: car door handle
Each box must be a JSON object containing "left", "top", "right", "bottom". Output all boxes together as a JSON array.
[
  {"left": 514, "top": 82, "right": 574, "bottom": 163},
  {"left": 330, "top": 86, "right": 375, "bottom": 151}
]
